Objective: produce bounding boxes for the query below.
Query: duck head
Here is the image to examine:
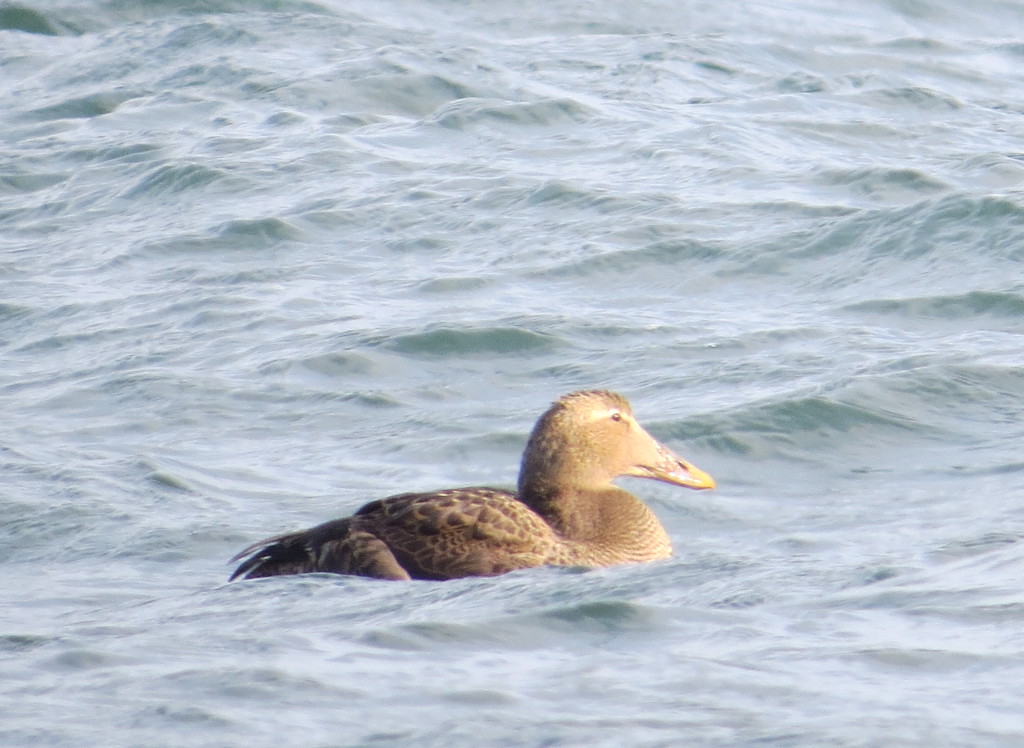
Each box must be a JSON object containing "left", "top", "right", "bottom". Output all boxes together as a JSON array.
[{"left": 518, "top": 390, "right": 716, "bottom": 495}]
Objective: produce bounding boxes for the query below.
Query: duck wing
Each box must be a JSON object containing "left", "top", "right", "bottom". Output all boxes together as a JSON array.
[{"left": 230, "top": 487, "right": 561, "bottom": 581}]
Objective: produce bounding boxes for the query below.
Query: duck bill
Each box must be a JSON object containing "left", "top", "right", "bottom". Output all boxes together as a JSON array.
[{"left": 629, "top": 441, "right": 716, "bottom": 490}]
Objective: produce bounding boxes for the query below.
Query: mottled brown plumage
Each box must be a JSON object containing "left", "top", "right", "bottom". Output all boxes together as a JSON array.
[{"left": 229, "top": 390, "right": 715, "bottom": 581}]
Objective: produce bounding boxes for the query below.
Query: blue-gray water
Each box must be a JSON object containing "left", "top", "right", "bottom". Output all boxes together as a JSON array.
[{"left": 3, "top": 0, "right": 1024, "bottom": 745}]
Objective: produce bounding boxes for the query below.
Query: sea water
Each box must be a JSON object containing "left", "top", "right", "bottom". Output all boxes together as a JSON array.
[{"left": 3, "top": 1, "right": 1024, "bottom": 745}]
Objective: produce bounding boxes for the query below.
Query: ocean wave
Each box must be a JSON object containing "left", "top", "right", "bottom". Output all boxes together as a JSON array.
[
  {"left": 386, "top": 325, "right": 559, "bottom": 358},
  {"left": 844, "top": 290, "right": 1024, "bottom": 320}
]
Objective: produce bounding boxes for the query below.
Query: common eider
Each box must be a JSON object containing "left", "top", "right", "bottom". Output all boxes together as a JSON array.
[{"left": 230, "top": 390, "right": 715, "bottom": 581}]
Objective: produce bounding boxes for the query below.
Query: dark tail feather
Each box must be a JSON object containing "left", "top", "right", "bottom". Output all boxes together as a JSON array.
[
  {"left": 228, "top": 517, "right": 414, "bottom": 581},
  {"left": 228, "top": 554, "right": 264, "bottom": 581},
  {"left": 228, "top": 519, "right": 354, "bottom": 581},
  {"left": 228, "top": 530, "right": 315, "bottom": 581}
]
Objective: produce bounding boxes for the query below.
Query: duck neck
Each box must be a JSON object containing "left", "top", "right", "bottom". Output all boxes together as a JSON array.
[
  {"left": 519, "top": 477, "right": 669, "bottom": 557},
  {"left": 518, "top": 474, "right": 595, "bottom": 539}
]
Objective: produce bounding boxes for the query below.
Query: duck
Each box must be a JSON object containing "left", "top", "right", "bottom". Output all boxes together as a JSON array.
[{"left": 229, "top": 389, "right": 715, "bottom": 581}]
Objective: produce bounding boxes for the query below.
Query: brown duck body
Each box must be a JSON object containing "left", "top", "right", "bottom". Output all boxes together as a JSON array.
[{"left": 230, "top": 390, "right": 715, "bottom": 581}]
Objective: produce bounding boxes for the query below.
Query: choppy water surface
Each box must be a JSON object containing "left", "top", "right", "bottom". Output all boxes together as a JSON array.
[{"left": 3, "top": 0, "right": 1024, "bottom": 745}]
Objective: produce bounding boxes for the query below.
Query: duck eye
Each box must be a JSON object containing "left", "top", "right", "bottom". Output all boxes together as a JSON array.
[{"left": 610, "top": 412, "right": 623, "bottom": 422}]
